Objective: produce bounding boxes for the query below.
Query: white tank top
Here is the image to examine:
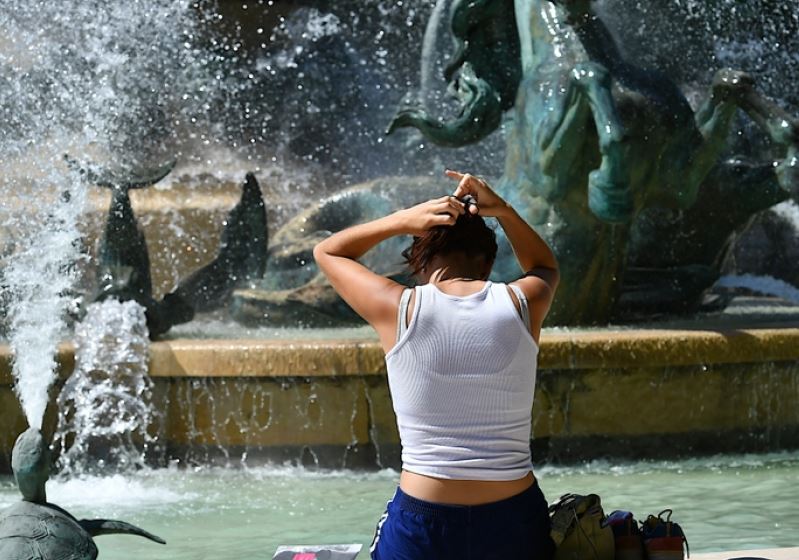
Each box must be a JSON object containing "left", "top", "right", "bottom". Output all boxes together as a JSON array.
[{"left": 385, "top": 281, "right": 539, "bottom": 481}]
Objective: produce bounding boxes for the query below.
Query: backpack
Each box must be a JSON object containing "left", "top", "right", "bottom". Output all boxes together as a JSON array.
[
  {"left": 641, "top": 509, "right": 689, "bottom": 560},
  {"left": 549, "top": 493, "right": 615, "bottom": 560},
  {"left": 606, "top": 510, "right": 645, "bottom": 560}
]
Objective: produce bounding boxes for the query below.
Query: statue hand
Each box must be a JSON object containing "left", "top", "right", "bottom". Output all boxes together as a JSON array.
[{"left": 445, "top": 169, "right": 509, "bottom": 217}]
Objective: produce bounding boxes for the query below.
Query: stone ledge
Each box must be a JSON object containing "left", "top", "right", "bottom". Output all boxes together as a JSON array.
[
  {"left": 545, "top": 327, "right": 799, "bottom": 369},
  {"left": 1, "top": 327, "right": 798, "bottom": 384}
]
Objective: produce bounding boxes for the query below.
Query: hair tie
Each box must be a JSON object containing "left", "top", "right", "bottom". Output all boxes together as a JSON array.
[{"left": 459, "top": 194, "right": 477, "bottom": 215}]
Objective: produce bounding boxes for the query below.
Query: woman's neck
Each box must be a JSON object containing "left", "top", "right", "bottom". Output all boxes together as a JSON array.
[
  {"left": 429, "top": 270, "right": 482, "bottom": 283},
  {"left": 425, "top": 269, "right": 489, "bottom": 298},
  {"left": 420, "top": 254, "right": 491, "bottom": 284}
]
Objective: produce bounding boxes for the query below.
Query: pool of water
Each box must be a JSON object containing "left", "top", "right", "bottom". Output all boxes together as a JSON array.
[{"left": 1, "top": 452, "right": 797, "bottom": 559}]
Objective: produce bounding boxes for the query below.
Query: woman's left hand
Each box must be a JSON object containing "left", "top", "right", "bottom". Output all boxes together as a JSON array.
[{"left": 393, "top": 196, "right": 466, "bottom": 236}]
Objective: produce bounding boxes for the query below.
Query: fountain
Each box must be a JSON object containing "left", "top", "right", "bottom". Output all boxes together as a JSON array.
[{"left": 0, "top": 0, "right": 798, "bottom": 557}]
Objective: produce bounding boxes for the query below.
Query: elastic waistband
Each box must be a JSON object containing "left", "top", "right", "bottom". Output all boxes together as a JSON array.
[{"left": 392, "top": 481, "right": 543, "bottom": 523}]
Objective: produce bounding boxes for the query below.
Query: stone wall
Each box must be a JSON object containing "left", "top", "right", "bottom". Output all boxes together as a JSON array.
[{"left": 2, "top": 329, "right": 799, "bottom": 472}]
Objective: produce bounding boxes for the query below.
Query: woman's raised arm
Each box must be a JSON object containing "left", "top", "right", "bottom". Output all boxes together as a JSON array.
[{"left": 313, "top": 195, "right": 465, "bottom": 351}]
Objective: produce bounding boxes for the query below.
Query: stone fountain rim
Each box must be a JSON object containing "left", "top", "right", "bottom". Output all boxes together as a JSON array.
[{"left": 1, "top": 326, "right": 798, "bottom": 383}]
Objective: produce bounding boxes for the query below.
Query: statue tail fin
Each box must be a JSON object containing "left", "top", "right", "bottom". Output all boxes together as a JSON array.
[
  {"left": 146, "top": 172, "right": 268, "bottom": 337},
  {"left": 64, "top": 154, "right": 175, "bottom": 190},
  {"left": 79, "top": 519, "right": 166, "bottom": 544},
  {"left": 174, "top": 171, "right": 268, "bottom": 309}
]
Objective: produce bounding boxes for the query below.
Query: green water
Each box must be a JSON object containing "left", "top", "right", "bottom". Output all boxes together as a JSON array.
[{"left": 1, "top": 453, "right": 797, "bottom": 559}]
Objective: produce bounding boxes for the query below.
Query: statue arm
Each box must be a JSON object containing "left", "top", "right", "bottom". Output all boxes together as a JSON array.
[
  {"left": 386, "top": 63, "right": 503, "bottom": 147},
  {"left": 387, "top": 0, "right": 520, "bottom": 147}
]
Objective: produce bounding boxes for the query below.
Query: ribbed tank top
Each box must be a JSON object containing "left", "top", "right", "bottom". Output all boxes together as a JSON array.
[{"left": 385, "top": 281, "right": 539, "bottom": 481}]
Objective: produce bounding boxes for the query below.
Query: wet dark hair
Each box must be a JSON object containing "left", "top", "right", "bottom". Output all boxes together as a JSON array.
[{"left": 403, "top": 210, "right": 498, "bottom": 277}]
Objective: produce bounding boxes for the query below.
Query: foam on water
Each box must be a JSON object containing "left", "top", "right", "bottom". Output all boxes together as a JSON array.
[
  {"left": 47, "top": 474, "right": 189, "bottom": 510},
  {"left": 536, "top": 449, "right": 799, "bottom": 478}
]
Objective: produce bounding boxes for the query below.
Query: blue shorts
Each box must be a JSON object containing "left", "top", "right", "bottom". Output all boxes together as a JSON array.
[{"left": 370, "top": 481, "right": 555, "bottom": 560}]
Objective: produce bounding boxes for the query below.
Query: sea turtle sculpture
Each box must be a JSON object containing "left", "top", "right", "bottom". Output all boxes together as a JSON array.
[
  {"left": 0, "top": 427, "right": 166, "bottom": 559},
  {"left": 232, "top": 175, "right": 439, "bottom": 325},
  {"left": 234, "top": 0, "right": 798, "bottom": 326}
]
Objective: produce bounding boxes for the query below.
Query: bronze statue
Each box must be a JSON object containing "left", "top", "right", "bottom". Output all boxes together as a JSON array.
[
  {"left": 389, "top": 0, "right": 797, "bottom": 323},
  {"left": 0, "top": 428, "right": 165, "bottom": 559},
  {"left": 67, "top": 156, "right": 268, "bottom": 337},
  {"left": 236, "top": 0, "right": 797, "bottom": 326}
]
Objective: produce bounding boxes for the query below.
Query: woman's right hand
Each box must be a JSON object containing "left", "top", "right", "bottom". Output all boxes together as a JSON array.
[
  {"left": 445, "top": 169, "right": 510, "bottom": 217},
  {"left": 394, "top": 196, "right": 466, "bottom": 236}
]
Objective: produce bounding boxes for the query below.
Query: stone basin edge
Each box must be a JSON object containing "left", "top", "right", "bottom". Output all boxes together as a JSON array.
[{"left": 1, "top": 327, "right": 798, "bottom": 384}]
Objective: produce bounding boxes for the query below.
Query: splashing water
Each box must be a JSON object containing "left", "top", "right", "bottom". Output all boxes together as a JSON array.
[
  {"left": 773, "top": 200, "right": 799, "bottom": 227},
  {"left": 0, "top": 0, "right": 503, "bottom": 434},
  {"left": 55, "top": 299, "right": 155, "bottom": 474},
  {"left": 0, "top": 1, "right": 225, "bottom": 168},
  {"left": 2, "top": 181, "right": 87, "bottom": 430},
  {"left": 0, "top": 1, "right": 224, "bottom": 430},
  {"left": 594, "top": 0, "right": 799, "bottom": 112}
]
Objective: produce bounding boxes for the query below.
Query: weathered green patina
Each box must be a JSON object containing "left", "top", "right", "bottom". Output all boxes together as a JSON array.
[
  {"left": 387, "top": 0, "right": 798, "bottom": 324},
  {"left": 0, "top": 428, "right": 165, "bottom": 559},
  {"left": 235, "top": 0, "right": 797, "bottom": 327}
]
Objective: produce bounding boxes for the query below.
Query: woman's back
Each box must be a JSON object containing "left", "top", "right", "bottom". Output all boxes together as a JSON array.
[
  {"left": 312, "top": 171, "right": 558, "bottom": 558},
  {"left": 386, "top": 281, "right": 539, "bottom": 481}
]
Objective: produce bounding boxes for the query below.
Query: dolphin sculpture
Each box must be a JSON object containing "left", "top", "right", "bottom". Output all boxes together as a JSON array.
[{"left": 65, "top": 155, "right": 268, "bottom": 337}]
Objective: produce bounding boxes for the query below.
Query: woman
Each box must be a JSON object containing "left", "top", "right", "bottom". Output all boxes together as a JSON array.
[{"left": 313, "top": 170, "right": 559, "bottom": 559}]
